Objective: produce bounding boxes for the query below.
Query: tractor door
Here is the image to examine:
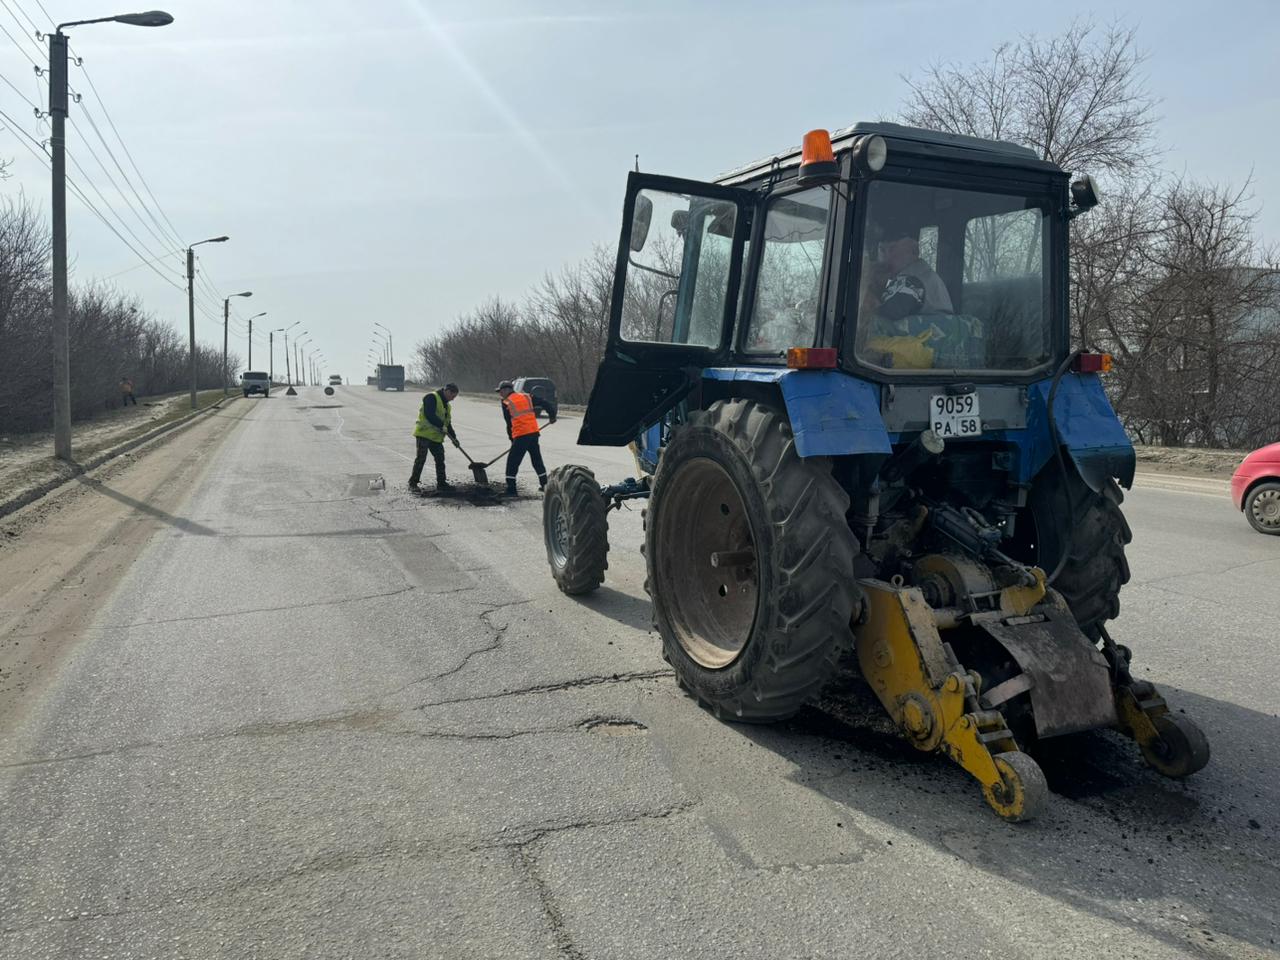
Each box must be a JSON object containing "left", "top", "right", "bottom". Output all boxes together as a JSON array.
[{"left": 578, "top": 172, "right": 754, "bottom": 446}]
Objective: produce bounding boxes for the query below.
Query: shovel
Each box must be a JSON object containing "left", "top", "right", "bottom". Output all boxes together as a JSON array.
[{"left": 456, "top": 420, "right": 557, "bottom": 485}]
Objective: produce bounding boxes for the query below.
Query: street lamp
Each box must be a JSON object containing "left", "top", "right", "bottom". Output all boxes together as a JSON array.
[
  {"left": 372, "top": 330, "right": 389, "bottom": 365},
  {"left": 297, "top": 335, "right": 311, "bottom": 389},
  {"left": 47, "top": 9, "right": 173, "bottom": 460},
  {"left": 222, "top": 291, "right": 252, "bottom": 396},
  {"left": 246, "top": 312, "right": 266, "bottom": 369},
  {"left": 279, "top": 321, "right": 301, "bottom": 387},
  {"left": 374, "top": 322, "right": 394, "bottom": 364},
  {"left": 186, "top": 235, "right": 229, "bottom": 408}
]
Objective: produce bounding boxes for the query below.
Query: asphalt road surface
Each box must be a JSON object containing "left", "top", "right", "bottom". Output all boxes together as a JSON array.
[{"left": 1, "top": 387, "right": 1276, "bottom": 959}]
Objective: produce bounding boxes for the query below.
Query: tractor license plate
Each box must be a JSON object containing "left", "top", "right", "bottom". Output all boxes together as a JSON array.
[{"left": 930, "top": 393, "right": 981, "bottom": 438}]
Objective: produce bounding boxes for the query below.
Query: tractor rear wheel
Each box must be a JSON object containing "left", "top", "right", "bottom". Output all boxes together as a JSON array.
[
  {"left": 645, "top": 399, "right": 861, "bottom": 722},
  {"left": 1018, "top": 467, "right": 1132, "bottom": 639},
  {"left": 543, "top": 464, "right": 609, "bottom": 595}
]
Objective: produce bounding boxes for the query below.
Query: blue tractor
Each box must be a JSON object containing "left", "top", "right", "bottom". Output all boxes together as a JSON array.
[{"left": 541, "top": 123, "right": 1208, "bottom": 820}]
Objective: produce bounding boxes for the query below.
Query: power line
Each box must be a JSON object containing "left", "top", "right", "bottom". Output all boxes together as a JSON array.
[
  {"left": 0, "top": 16, "right": 39, "bottom": 69},
  {"left": 25, "top": 0, "right": 51, "bottom": 31},
  {"left": 0, "top": 67, "right": 38, "bottom": 110},
  {"left": 71, "top": 56, "right": 187, "bottom": 250},
  {"left": 64, "top": 140, "right": 186, "bottom": 282},
  {"left": 0, "top": 104, "right": 190, "bottom": 298},
  {"left": 69, "top": 110, "right": 180, "bottom": 257},
  {"left": 0, "top": 0, "right": 41, "bottom": 55}
]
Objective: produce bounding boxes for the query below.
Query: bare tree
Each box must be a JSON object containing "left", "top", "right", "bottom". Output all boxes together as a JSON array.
[
  {"left": 903, "top": 21, "right": 1158, "bottom": 175},
  {"left": 0, "top": 195, "right": 233, "bottom": 436},
  {"left": 1117, "top": 179, "right": 1279, "bottom": 447}
]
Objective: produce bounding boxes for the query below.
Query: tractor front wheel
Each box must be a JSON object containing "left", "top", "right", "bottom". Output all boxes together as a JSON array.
[
  {"left": 645, "top": 399, "right": 861, "bottom": 722},
  {"left": 543, "top": 465, "right": 609, "bottom": 595}
]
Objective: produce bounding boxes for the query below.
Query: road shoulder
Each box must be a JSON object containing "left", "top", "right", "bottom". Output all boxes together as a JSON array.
[{"left": 0, "top": 401, "right": 248, "bottom": 733}]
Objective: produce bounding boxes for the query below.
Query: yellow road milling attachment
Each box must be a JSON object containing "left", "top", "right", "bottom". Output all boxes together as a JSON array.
[{"left": 854, "top": 555, "right": 1209, "bottom": 821}]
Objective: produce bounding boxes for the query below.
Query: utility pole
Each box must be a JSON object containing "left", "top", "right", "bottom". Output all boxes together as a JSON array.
[
  {"left": 376, "top": 322, "right": 394, "bottom": 366},
  {"left": 268, "top": 330, "right": 273, "bottom": 383},
  {"left": 247, "top": 313, "right": 265, "bottom": 370},
  {"left": 44, "top": 12, "right": 172, "bottom": 459},
  {"left": 222, "top": 292, "right": 251, "bottom": 395},
  {"left": 48, "top": 30, "right": 70, "bottom": 460},
  {"left": 187, "top": 247, "right": 196, "bottom": 407},
  {"left": 186, "top": 236, "right": 228, "bottom": 408}
]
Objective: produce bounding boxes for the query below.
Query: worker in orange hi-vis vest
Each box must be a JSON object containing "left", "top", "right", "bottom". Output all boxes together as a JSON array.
[{"left": 496, "top": 380, "right": 556, "bottom": 496}]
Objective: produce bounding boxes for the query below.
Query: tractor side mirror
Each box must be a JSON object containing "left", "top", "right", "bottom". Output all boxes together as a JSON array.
[
  {"left": 630, "top": 194, "right": 654, "bottom": 252},
  {"left": 1068, "top": 175, "right": 1101, "bottom": 219}
]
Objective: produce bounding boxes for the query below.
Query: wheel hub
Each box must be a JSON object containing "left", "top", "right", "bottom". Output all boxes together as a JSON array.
[
  {"left": 547, "top": 497, "right": 569, "bottom": 566},
  {"left": 1252, "top": 489, "right": 1280, "bottom": 527},
  {"left": 651, "top": 457, "right": 758, "bottom": 670}
]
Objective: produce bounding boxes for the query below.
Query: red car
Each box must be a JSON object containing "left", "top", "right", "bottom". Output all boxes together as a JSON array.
[{"left": 1232, "top": 442, "right": 1280, "bottom": 535}]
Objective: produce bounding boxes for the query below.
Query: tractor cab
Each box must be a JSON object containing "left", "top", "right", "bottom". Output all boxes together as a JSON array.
[{"left": 579, "top": 123, "right": 1099, "bottom": 454}]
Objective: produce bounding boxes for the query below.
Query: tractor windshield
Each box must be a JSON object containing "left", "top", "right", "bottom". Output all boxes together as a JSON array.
[{"left": 851, "top": 179, "right": 1052, "bottom": 374}]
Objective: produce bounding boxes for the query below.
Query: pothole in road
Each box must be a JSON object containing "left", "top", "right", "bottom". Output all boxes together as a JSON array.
[
  {"left": 413, "top": 485, "right": 540, "bottom": 508},
  {"left": 584, "top": 718, "right": 649, "bottom": 737}
]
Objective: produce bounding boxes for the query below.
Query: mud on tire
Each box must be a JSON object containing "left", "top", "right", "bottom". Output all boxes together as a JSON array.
[
  {"left": 543, "top": 464, "right": 609, "bottom": 595},
  {"left": 1020, "top": 468, "right": 1132, "bottom": 639},
  {"left": 645, "top": 399, "right": 862, "bottom": 722}
]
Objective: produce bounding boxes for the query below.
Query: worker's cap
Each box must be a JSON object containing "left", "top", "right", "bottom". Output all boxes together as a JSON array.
[
  {"left": 870, "top": 220, "right": 919, "bottom": 244},
  {"left": 495, "top": 380, "right": 514, "bottom": 392}
]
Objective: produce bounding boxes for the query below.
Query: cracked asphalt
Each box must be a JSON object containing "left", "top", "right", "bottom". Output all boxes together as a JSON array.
[{"left": 1, "top": 386, "right": 1277, "bottom": 959}]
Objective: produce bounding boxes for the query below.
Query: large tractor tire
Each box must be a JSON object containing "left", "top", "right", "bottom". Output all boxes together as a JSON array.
[
  {"left": 1019, "top": 467, "right": 1132, "bottom": 639},
  {"left": 543, "top": 465, "right": 609, "bottom": 595},
  {"left": 644, "top": 398, "right": 861, "bottom": 722}
]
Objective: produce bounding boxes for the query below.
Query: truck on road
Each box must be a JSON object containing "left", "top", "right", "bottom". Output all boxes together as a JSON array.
[{"left": 376, "top": 364, "right": 405, "bottom": 391}]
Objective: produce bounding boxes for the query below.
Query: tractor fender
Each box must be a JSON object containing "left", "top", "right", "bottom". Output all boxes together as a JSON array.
[
  {"left": 699, "top": 368, "right": 1134, "bottom": 492},
  {"left": 702, "top": 368, "right": 891, "bottom": 457},
  {"left": 1012, "top": 374, "right": 1135, "bottom": 491}
]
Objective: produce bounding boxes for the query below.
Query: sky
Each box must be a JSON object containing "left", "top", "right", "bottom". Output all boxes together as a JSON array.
[{"left": 1, "top": 0, "right": 1277, "bottom": 381}]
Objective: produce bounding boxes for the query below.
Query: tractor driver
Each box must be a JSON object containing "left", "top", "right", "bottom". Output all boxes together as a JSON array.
[{"left": 872, "top": 224, "right": 953, "bottom": 332}]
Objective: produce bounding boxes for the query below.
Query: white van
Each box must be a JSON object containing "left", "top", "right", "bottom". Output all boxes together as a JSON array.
[{"left": 241, "top": 371, "right": 271, "bottom": 397}]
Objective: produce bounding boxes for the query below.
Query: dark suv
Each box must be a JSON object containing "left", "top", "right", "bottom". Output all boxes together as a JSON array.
[{"left": 512, "top": 377, "right": 557, "bottom": 417}]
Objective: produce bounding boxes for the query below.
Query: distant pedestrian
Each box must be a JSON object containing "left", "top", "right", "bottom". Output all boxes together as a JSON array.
[
  {"left": 120, "top": 377, "right": 137, "bottom": 407},
  {"left": 410, "top": 383, "right": 460, "bottom": 492},
  {"left": 496, "top": 380, "right": 555, "bottom": 496}
]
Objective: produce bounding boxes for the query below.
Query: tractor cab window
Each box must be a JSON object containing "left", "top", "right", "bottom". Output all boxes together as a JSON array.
[
  {"left": 619, "top": 189, "right": 737, "bottom": 348},
  {"left": 743, "top": 185, "right": 833, "bottom": 356},
  {"left": 852, "top": 180, "right": 1051, "bottom": 374}
]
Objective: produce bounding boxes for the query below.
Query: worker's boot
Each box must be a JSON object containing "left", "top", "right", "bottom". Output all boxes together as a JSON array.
[
  {"left": 505, "top": 479, "right": 518, "bottom": 497},
  {"left": 537, "top": 473, "right": 548, "bottom": 492}
]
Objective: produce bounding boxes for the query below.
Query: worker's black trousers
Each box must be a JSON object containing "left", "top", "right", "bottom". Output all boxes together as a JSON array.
[
  {"left": 505, "top": 434, "right": 547, "bottom": 490},
  {"left": 410, "top": 437, "right": 447, "bottom": 486}
]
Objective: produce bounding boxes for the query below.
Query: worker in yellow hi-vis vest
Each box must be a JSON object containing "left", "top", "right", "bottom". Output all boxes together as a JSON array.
[{"left": 411, "top": 382, "right": 460, "bottom": 492}]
